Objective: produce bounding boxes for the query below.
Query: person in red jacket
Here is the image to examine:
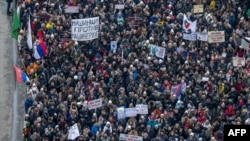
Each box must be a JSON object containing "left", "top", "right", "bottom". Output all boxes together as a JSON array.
[
  {"left": 236, "top": 46, "right": 245, "bottom": 57},
  {"left": 235, "top": 79, "right": 245, "bottom": 92},
  {"left": 225, "top": 105, "right": 236, "bottom": 117}
]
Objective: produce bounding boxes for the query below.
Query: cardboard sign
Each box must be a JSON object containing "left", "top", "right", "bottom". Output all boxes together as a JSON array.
[
  {"left": 208, "top": 31, "right": 225, "bottom": 43},
  {"left": 193, "top": 5, "right": 204, "bottom": 13},
  {"left": 65, "top": 6, "right": 79, "bottom": 13},
  {"left": 68, "top": 124, "right": 80, "bottom": 140},
  {"left": 88, "top": 98, "right": 102, "bottom": 110},
  {"left": 232, "top": 57, "right": 246, "bottom": 67}
]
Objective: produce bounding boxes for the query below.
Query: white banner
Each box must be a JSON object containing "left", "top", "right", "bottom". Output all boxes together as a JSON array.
[
  {"left": 88, "top": 98, "right": 102, "bottom": 110},
  {"left": 119, "top": 134, "right": 143, "bottom": 141},
  {"left": 183, "top": 32, "right": 197, "bottom": 41},
  {"left": 232, "top": 57, "right": 246, "bottom": 67},
  {"left": 197, "top": 33, "right": 208, "bottom": 41},
  {"left": 65, "top": 6, "right": 79, "bottom": 13},
  {"left": 27, "top": 15, "right": 32, "bottom": 49},
  {"left": 136, "top": 104, "right": 148, "bottom": 114},
  {"left": 125, "top": 108, "right": 137, "bottom": 117},
  {"left": 115, "top": 4, "right": 125, "bottom": 9},
  {"left": 208, "top": 31, "right": 225, "bottom": 43},
  {"left": 71, "top": 17, "right": 99, "bottom": 41},
  {"left": 68, "top": 123, "right": 80, "bottom": 140},
  {"left": 149, "top": 44, "right": 165, "bottom": 59}
]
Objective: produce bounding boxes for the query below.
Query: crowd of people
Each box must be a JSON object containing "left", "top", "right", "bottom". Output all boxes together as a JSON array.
[{"left": 14, "top": 0, "right": 250, "bottom": 140}]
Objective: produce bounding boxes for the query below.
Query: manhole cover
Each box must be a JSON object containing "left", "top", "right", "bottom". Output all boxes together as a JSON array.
[{"left": 0, "top": 1, "right": 4, "bottom": 6}]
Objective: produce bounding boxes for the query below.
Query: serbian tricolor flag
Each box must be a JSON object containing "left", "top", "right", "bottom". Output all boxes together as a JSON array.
[
  {"left": 33, "top": 38, "right": 48, "bottom": 59},
  {"left": 171, "top": 84, "right": 182, "bottom": 100},
  {"left": 14, "top": 66, "right": 30, "bottom": 83}
]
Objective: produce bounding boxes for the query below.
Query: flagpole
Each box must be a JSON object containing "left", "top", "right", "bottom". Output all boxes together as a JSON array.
[{"left": 122, "top": 47, "right": 124, "bottom": 63}]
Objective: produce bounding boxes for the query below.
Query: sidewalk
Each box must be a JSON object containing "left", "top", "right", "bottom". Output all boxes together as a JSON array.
[{"left": 0, "top": 1, "right": 24, "bottom": 141}]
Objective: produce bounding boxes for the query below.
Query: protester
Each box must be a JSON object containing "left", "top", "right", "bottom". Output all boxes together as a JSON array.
[{"left": 12, "top": 0, "right": 250, "bottom": 140}]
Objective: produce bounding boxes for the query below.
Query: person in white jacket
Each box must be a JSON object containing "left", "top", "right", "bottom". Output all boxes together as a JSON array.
[{"left": 103, "top": 121, "right": 112, "bottom": 133}]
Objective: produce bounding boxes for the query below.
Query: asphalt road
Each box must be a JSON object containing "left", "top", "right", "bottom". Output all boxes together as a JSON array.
[{"left": 0, "top": 1, "right": 25, "bottom": 141}]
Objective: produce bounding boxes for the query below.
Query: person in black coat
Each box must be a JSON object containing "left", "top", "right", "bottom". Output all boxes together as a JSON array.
[{"left": 6, "top": 0, "right": 13, "bottom": 15}]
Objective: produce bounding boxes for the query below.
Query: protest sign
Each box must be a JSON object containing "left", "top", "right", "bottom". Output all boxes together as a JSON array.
[
  {"left": 115, "top": 4, "right": 125, "bottom": 9},
  {"left": 202, "top": 77, "right": 209, "bottom": 81},
  {"left": 125, "top": 108, "right": 137, "bottom": 117},
  {"left": 136, "top": 104, "right": 148, "bottom": 114},
  {"left": 149, "top": 44, "right": 166, "bottom": 59},
  {"left": 126, "top": 15, "right": 143, "bottom": 27},
  {"left": 232, "top": 57, "right": 246, "bottom": 67},
  {"left": 65, "top": 6, "right": 79, "bottom": 13},
  {"left": 197, "top": 33, "right": 208, "bottom": 41},
  {"left": 183, "top": 32, "right": 197, "bottom": 41},
  {"left": 110, "top": 41, "right": 118, "bottom": 53},
  {"left": 208, "top": 31, "right": 225, "bottom": 43},
  {"left": 241, "top": 38, "right": 250, "bottom": 50},
  {"left": 88, "top": 98, "right": 102, "bottom": 110},
  {"left": 119, "top": 134, "right": 143, "bottom": 141},
  {"left": 68, "top": 123, "right": 80, "bottom": 140},
  {"left": 71, "top": 17, "right": 99, "bottom": 41},
  {"left": 117, "top": 107, "right": 126, "bottom": 120},
  {"left": 193, "top": 5, "right": 204, "bottom": 13}
]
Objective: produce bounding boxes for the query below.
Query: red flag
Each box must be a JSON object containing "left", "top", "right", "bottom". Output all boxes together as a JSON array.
[{"left": 39, "top": 40, "right": 48, "bottom": 56}]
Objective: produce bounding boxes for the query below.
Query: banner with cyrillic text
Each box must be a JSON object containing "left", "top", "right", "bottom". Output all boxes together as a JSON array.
[
  {"left": 232, "top": 57, "right": 246, "bottom": 67},
  {"left": 208, "top": 31, "right": 225, "bottom": 43},
  {"left": 136, "top": 104, "right": 148, "bottom": 114},
  {"left": 183, "top": 32, "right": 197, "bottom": 41},
  {"left": 119, "top": 134, "right": 143, "bottom": 141},
  {"left": 125, "top": 108, "right": 137, "bottom": 117},
  {"left": 88, "top": 98, "right": 102, "bottom": 110},
  {"left": 65, "top": 6, "right": 79, "bottom": 13},
  {"left": 71, "top": 17, "right": 99, "bottom": 41}
]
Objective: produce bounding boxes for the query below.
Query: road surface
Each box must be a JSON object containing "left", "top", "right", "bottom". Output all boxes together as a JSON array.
[{"left": 0, "top": 1, "right": 25, "bottom": 141}]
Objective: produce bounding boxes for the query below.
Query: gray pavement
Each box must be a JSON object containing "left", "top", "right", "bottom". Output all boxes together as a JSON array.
[{"left": 0, "top": 1, "right": 25, "bottom": 141}]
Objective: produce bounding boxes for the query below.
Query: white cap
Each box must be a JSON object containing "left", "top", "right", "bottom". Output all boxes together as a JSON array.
[
  {"left": 108, "top": 100, "right": 112, "bottom": 104},
  {"left": 75, "top": 41, "right": 78, "bottom": 45},
  {"left": 181, "top": 42, "right": 185, "bottom": 46},
  {"left": 32, "top": 83, "right": 36, "bottom": 87},
  {"left": 159, "top": 59, "right": 163, "bottom": 64},
  {"left": 73, "top": 75, "right": 78, "bottom": 80}
]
